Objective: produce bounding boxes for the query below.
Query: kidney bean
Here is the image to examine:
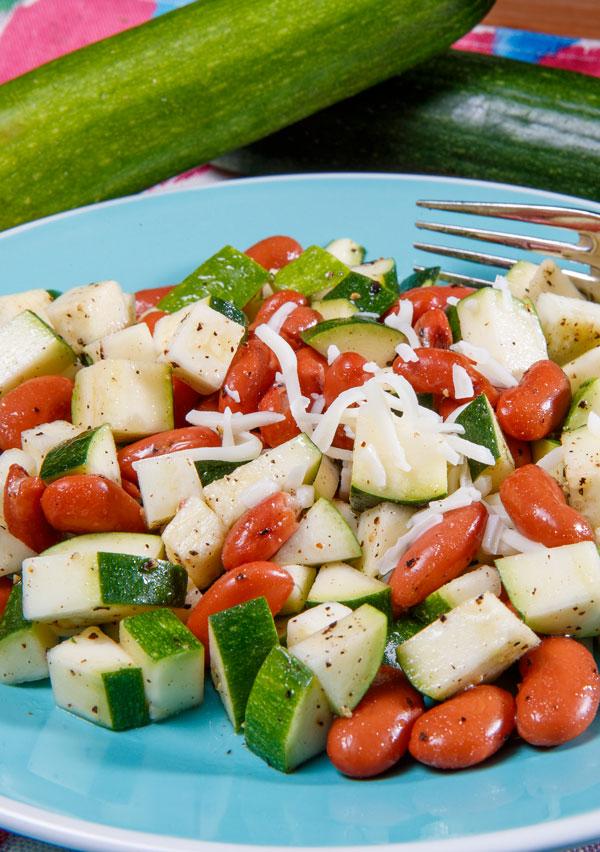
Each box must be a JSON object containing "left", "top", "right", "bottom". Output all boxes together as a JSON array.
[
  {"left": 496, "top": 360, "right": 571, "bottom": 441},
  {"left": 437, "top": 396, "right": 473, "bottom": 420},
  {"left": 280, "top": 306, "right": 322, "bottom": 350},
  {"left": 186, "top": 561, "right": 294, "bottom": 653},
  {"left": 134, "top": 286, "right": 173, "bottom": 318},
  {"left": 327, "top": 667, "right": 424, "bottom": 778},
  {"left": 393, "top": 349, "right": 499, "bottom": 407},
  {"left": 389, "top": 503, "right": 488, "bottom": 614},
  {"left": 517, "top": 637, "right": 600, "bottom": 747},
  {"left": 250, "top": 290, "right": 307, "bottom": 330},
  {"left": 141, "top": 310, "right": 167, "bottom": 335},
  {"left": 258, "top": 385, "right": 300, "bottom": 448},
  {"left": 245, "top": 236, "right": 303, "bottom": 271},
  {"left": 41, "top": 475, "right": 146, "bottom": 534},
  {"left": 296, "top": 346, "right": 327, "bottom": 398},
  {"left": 0, "top": 577, "right": 12, "bottom": 619},
  {"left": 0, "top": 376, "right": 74, "bottom": 451},
  {"left": 505, "top": 436, "right": 532, "bottom": 468},
  {"left": 172, "top": 377, "right": 200, "bottom": 428},
  {"left": 121, "top": 479, "right": 142, "bottom": 503},
  {"left": 194, "top": 392, "right": 220, "bottom": 412},
  {"left": 500, "top": 464, "right": 593, "bottom": 547},
  {"left": 414, "top": 308, "right": 453, "bottom": 349},
  {"left": 409, "top": 685, "right": 515, "bottom": 769},
  {"left": 118, "top": 426, "right": 220, "bottom": 484},
  {"left": 218, "top": 338, "right": 276, "bottom": 414},
  {"left": 4, "top": 465, "right": 59, "bottom": 552},
  {"left": 323, "top": 352, "right": 371, "bottom": 408},
  {"left": 386, "top": 286, "right": 474, "bottom": 323},
  {"left": 221, "top": 492, "right": 298, "bottom": 570}
]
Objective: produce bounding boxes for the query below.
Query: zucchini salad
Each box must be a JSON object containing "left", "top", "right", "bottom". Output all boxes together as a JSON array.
[{"left": 0, "top": 234, "right": 599, "bottom": 777}]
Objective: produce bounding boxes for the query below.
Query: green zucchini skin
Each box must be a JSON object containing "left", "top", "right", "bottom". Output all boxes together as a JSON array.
[
  {"left": 0, "top": 0, "right": 494, "bottom": 231},
  {"left": 219, "top": 51, "right": 600, "bottom": 201}
]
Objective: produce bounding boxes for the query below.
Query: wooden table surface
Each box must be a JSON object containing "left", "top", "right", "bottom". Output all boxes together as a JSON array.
[{"left": 484, "top": 0, "right": 600, "bottom": 39}]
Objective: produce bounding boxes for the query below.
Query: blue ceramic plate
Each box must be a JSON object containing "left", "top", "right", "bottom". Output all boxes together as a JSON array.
[{"left": 0, "top": 175, "right": 599, "bottom": 852}]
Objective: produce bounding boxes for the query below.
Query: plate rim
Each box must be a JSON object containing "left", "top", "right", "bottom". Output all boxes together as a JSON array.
[
  {"left": 1, "top": 172, "right": 599, "bottom": 851},
  {"left": 0, "top": 171, "right": 598, "bottom": 243}
]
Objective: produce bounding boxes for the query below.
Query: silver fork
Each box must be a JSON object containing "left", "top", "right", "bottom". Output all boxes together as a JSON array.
[{"left": 413, "top": 201, "right": 600, "bottom": 295}]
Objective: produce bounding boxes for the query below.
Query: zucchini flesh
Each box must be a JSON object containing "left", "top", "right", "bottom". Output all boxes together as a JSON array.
[
  {"left": 218, "top": 51, "right": 600, "bottom": 202},
  {"left": 0, "top": 0, "right": 494, "bottom": 230}
]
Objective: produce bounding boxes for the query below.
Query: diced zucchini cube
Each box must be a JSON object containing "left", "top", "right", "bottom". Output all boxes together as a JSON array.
[
  {"left": 120, "top": 608, "right": 204, "bottom": 720},
  {"left": 162, "top": 300, "right": 245, "bottom": 393},
  {"left": 311, "top": 455, "right": 340, "bottom": 502},
  {"left": 0, "top": 584, "right": 58, "bottom": 683},
  {"left": 536, "top": 293, "right": 600, "bottom": 364},
  {"left": 325, "top": 238, "right": 365, "bottom": 267},
  {"left": 203, "top": 433, "right": 322, "bottom": 528},
  {"left": 245, "top": 645, "right": 332, "bottom": 772},
  {"left": 563, "top": 347, "right": 600, "bottom": 394},
  {"left": 397, "top": 592, "right": 539, "bottom": 700},
  {"left": 42, "top": 532, "right": 165, "bottom": 560},
  {"left": 290, "top": 603, "right": 387, "bottom": 715},
  {"left": 162, "top": 496, "right": 225, "bottom": 590},
  {"left": 355, "top": 502, "right": 414, "bottom": 578},
  {"left": 0, "top": 523, "right": 35, "bottom": 577},
  {"left": 496, "top": 541, "right": 600, "bottom": 636},
  {"left": 306, "top": 562, "right": 391, "bottom": 619},
  {"left": 21, "top": 421, "right": 82, "bottom": 474},
  {"left": 506, "top": 259, "right": 584, "bottom": 303},
  {"left": 83, "top": 323, "right": 157, "bottom": 363},
  {"left": 562, "top": 426, "right": 600, "bottom": 527},
  {"left": 279, "top": 564, "right": 317, "bottom": 616},
  {"left": 412, "top": 565, "right": 502, "bottom": 625},
  {"left": 48, "top": 627, "right": 149, "bottom": 730},
  {"left": 72, "top": 359, "right": 174, "bottom": 441},
  {"left": 40, "top": 423, "right": 120, "bottom": 484},
  {"left": 46, "top": 281, "right": 133, "bottom": 353},
  {"left": 23, "top": 551, "right": 187, "bottom": 624},
  {"left": 286, "top": 601, "right": 352, "bottom": 648},
  {"left": 274, "top": 245, "right": 358, "bottom": 297},
  {"left": 0, "top": 290, "right": 53, "bottom": 328},
  {"left": 274, "top": 498, "right": 361, "bottom": 566},
  {"left": 0, "top": 311, "right": 76, "bottom": 396},
  {"left": 455, "top": 394, "right": 515, "bottom": 489},
  {"left": 209, "top": 597, "right": 279, "bottom": 731},
  {"left": 135, "top": 453, "right": 203, "bottom": 529}
]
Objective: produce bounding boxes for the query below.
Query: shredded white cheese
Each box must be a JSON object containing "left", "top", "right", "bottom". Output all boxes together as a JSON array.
[
  {"left": 446, "top": 296, "right": 460, "bottom": 306},
  {"left": 492, "top": 274, "right": 513, "bottom": 309},
  {"left": 394, "top": 343, "right": 419, "bottom": 363},
  {"left": 378, "top": 513, "right": 443, "bottom": 578},
  {"left": 327, "top": 344, "right": 341, "bottom": 365},
  {"left": 310, "top": 385, "right": 367, "bottom": 453},
  {"left": 255, "top": 323, "right": 310, "bottom": 431},
  {"left": 223, "top": 385, "right": 241, "bottom": 404},
  {"left": 409, "top": 486, "right": 482, "bottom": 528},
  {"left": 363, "top": 444, "right": 387, "bottom": 489},
  {"left": 343, "top": 424, "right": 355, "bottom": 440},
  {"left": 266, "top": 301, "right": 298, "bottom": 334},
  {"left": 310, "top": 394, "right": 326, "bottom": 415},
  {"left": 384, "top": 301, "right": 420, "bottom": 348},
  {"left": 452, "top": 364, "right": 474, "bottom": 400},
  {"left": 445, "top": 435, "right": 495, "bottom": 467},
  {"left": 363, "top": 361, "right": 380, "bottom": 374},
  {"left": 239, "top": 477, "right": 279, "bottom": 510},
  {"left": 499, "top": 527, "right": 545, "bottom": 555},
  {"left": 481, "top": 513, "right": 505, "bottom": 556},
  {"left": 588, "top": 411, "right": 600, "bottom": 438},
  {"left": 187, "top": 409, "right": 284, "bottom": 431},
  {"left": 451, "top": 340, "right": 517, "bottom": 389},
  {"left": 294, "top": 484, "right": 315, "bottom": 510}
]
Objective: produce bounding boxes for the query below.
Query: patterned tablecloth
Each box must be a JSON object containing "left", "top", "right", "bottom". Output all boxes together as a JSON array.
[{"left": 0, "top": 2, "right": 599, "bottom": 849}]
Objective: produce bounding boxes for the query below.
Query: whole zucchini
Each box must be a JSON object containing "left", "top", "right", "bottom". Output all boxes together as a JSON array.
[
  {"left": 0, "top": 0, "right": 494, "bottom": 231},
  {"left": 218, "top": 51, "right": 600, "bottom": 201}
]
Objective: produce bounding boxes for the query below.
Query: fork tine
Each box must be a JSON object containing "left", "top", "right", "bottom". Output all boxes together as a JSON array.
[
  {"left": 413, "top": 241, "right": 514, "bottom": 270},
  {"left": 415, "top": 220, "right": 591, "bottom": 264},
  {"left": 416, "top": 201, "right": 600, "bottom": 234}
]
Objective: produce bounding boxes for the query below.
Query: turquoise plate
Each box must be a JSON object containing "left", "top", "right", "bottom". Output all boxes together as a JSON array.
[{"left": 0, "top": 175, "right": 599, "bottom": 852}]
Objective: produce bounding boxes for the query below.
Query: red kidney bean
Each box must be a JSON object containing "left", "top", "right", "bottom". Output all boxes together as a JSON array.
[
  {"left": 386, "top": 286, "right": 475, "bottom": 323},
  {"left": 327, "top": 667, "right": 424, "bottom": 778},
  {"left": 218, "top": 338, "right": 276, "bottom": 414},
  {"left": 505, "top": 436, "right": 532, "bottom": 468},
  {"left": 280, "top": 306, "right": 322, "bottom": 350},
  {"left": 172, "top": 377, "right": 200, "bottom": 428},
  {"left": 0, "top": 376, "right": 74, "bottom": 450},
  {"left": 118, "top": 426, "right": 220, "bottom": 484},
  {"left": 250, "top": 290, "right": 307, "bottom": 330},
  {"left": 221, "top": 492, "right": 298, "bottom": 570},
  {"left": 414, "top": 308, "right": 453, "bottom": 349},
  {"left": 296, "top": 346, "right": 327, "bottom": 398},
  {"left": 41, "top": 475, "right": 146, "bottom": 534},
  {"left": 409, "top": 685, "right": 515, "bottom": 769},
  {"left": 245, "top": 236, "right": 303, "bottom": 271},
  {"left": 258, "top": 385, "right": 300, "bottom": 448},
  {"left": 393, "top": 348, "right": 499, "bottom": 407},
  {"left": 389, "top": 503, "right": 488, "bottom": 614},
  {"left": 496, "top": 360, "right": 571, "bottom": 441},
  {"left": 323, "top": 352, "right": 370, "bottom": 408},
  {"left": 516, "top": 637, "right": 600, "bottom": 747},
  {"left": 3, "top": 464, "right": 58, "bottom": 552},
  {"left": 500, "top": 464, "right": 594, "bottom": 547}
]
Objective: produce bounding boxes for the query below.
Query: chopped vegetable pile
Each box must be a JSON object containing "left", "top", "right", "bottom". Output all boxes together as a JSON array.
[{"left": 0, "top": 234, "right": 599, "bottom": 776}]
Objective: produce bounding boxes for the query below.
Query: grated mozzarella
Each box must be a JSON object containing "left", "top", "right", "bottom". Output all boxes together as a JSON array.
[
  {"left": 255, "top": 324, "right": 310, "bottom": 430},
  {"left": 310, "top": 385, "right": 367, "bottom": 453},
  {"left": 451, "top": 340, "right": 517, "bottom": 389},
  {"left": 187, "top": 409, "right": 284, "bottom": 432},
  {"left": 474, "top": 475, "right": 493, "bottom": 497},
  {"left": 327, "top": 344, "right": 341, "bottom": 365},
  {"left": 446, "top": 296, "right": 460, "bottom": 306},
  {"left": 135, "top": 431, "right": 263, "bottom": 465},
  {"left": 408, "top": 486, "right": 482, "bottom": 528},
  {"left": 364, "top": 381, "right": 411, "bottom": 472},
  {"left": 220, "top": 406, "right": 234, "bottom": 447},
  {"left": 223, "top": 385, "right": 241, "bottom": 404},
  {"left": 343, "top": 424, "right": 356, "bottom": 440},
  {"left": 239, "top": 477, "right": 279, "bottom": 510},
  {"left": 363, "top": 361, "right": 380, "bottom": 374},
  {"left": 363, "top": 444, "right": 387, "bottom": 488},
  {"left": 325, "top": 446, "right": 353, "bottom": 461},
  {"left": 294, "top": 484, "right": 315, "bottom": 510},
  {"left": 492, "top": 274, "right": 513, "bottom": 309},
  {"left": 500, "top": 527, "right": 545, "bottom": 555},
  {"left": 588, "top": 411, "right": 600, "bottom": 438},
  {"left": 395, "top": 343, "right": 419, "bottom": 363},
  {"left": 384, "top": 301, "right": 420, "bottom": 348},
  {"left": 283, "top": 464, "right": 307, "bottom": 493},
  {"left": 452, "top": 364, "right": 474, "bottom": 400},
  {"left": 310, "top": 394, "right": 326, "bottom": 415},
  {"left": 481, "top": 513, "right": 505, "bottom": 556},
  {"left": 445, "top": 434, "right": 495, "bottom": 467}
]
